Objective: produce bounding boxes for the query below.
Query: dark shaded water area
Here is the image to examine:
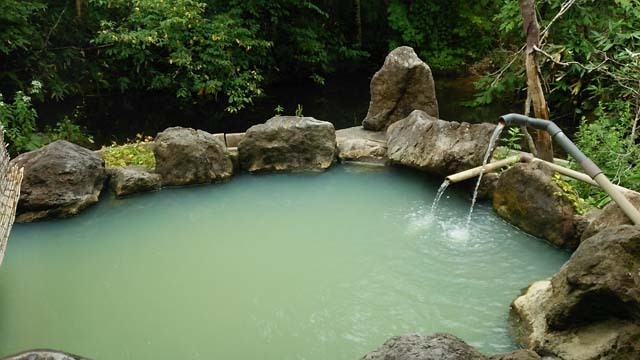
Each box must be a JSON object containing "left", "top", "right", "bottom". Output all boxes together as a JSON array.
[{"left": 36, "top": 71, "right": 517, "bottom": 147}]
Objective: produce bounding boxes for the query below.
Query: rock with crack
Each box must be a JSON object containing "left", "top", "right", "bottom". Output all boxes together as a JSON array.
[
  {"left": 362, "top": 46, "right": 438, "bottom": 131},
  {"left": 386, "top": 110, "right": 497, "bottom": 176}
]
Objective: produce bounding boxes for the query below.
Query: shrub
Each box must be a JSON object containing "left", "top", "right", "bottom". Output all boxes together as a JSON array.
[
  {"left": 101, "top": 134, "right": 156, "bottom": 170},
  {"left": 569, "top": 101, "right": 640, "bottom": 208}
]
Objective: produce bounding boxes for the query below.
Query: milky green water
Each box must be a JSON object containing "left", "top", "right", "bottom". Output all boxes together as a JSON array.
[{"left": 0, "top": 165, "right": 569, "bottom": 359}]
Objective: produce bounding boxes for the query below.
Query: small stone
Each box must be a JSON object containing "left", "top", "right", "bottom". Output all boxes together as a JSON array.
[{"left": 107, "top": 166, "right": 161, "bottom": 197}]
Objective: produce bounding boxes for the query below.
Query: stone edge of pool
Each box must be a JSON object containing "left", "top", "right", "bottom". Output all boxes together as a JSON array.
[{"left": 4, "top": 46, "right": 640, "bottom": 360}]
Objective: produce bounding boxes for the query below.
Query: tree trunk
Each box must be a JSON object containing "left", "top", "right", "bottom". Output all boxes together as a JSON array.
[
  {"left": 519, "top": 0, "right": 554, "bottom": 161},
  {"left": 75, "top": 0, "right": 82, "bottom": 19},
  {"left": 354, "top": 0, "right": 362, "bottom": 47}
]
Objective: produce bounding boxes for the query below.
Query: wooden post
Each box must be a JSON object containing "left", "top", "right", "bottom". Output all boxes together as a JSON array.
[{"left": 519, "top": 0, "right": 554, "bottom": 161}]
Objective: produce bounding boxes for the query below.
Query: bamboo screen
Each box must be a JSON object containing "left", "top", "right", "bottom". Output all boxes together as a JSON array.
[{"left": 0, "top": 125, "right": 23, "bottom": 267}]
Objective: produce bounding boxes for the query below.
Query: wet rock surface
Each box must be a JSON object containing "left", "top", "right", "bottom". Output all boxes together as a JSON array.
[
  {"left": 153, "top": 127, "right": 233, "bottom": 186},
  {"left": 107, "top": 166, "right": 161, "bottom": 197},
  {"left": 362, "top": 46, "right": 438, "bottom": 131},
  {"left": 336, "top": 126, "right": 387, "bottom": 163},
  {"left": 361, "top": 333, "right": 487, "bottom": 360},
  {"left": 492, "top": 161, "right": 579, "bottom": 249},
  {"left": 11, "top": 140, "right": 106, "bottom": 222},
  {"left": 1, "top": 350, "right": 90, "bottom": 360},
  {"left": 580, "top": 192, "right": 640, "bottom": 241},
  {"left": 239, "top": 116, "right": 336, "bottom": 172},
  {"left": 489, "top": 350, "right": 541, "bottom": 360},
  {"left": 511, "top": 226, "right": 640, "bottom": 360},
  {"left": 386, "top": 110, "right": 497, "bottom": 176}
]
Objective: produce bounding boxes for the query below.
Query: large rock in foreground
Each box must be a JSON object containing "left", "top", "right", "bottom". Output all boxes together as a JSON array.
[
  {"left": 107, "top": 166, "right": 161, "bottom": 197},
  {"left": 511, "top": 226, "right": 640, "bottom": 359},
  {"left": 493, "top": 161, "right": 579, "bottom": 249},
  {"left": 1, "top": 350, "right": 90, "bottom": 360},
  {"left": 386, "top": 110, "right": 497, "bottom": 176},
  {"left": 239, "top": 116, "right": 336, "bottom": 172},
  {"left": 363, "top": 46, "right": 438, "bottom": 131},
  {"left": 153, "top": 127, "right": 233, "bottom": 186},
  {"left": 11, "top": 140, "right": 106, "bottom": 222},
  {"left": 336, "top": 126, "right": 387, "bottom": 163},
  {"left": 361, "top": 334, "right": 487, "bottom": 360}
]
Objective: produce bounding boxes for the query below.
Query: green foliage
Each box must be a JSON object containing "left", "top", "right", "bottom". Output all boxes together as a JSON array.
[
  {"left": 274, "top": 105, "right": 284, "bottom": 116},
  {"left": 474, "top": 0, "right": 640, "bottom": 117},
  {"left": 93, "top": 0, "right": 271, "bottom": 113},
  {"left": 552, "top": 172, "right": 588, "bottom": 215},
  {"left": 45, "top": 116, "right": 94, "bottom": 148},
  {"left": 495, "top": 126, "right": 524, "bottom": 159},
  {"left": 295, "top": 104, "right": 304, "bottom": 117},
  {"left": 0, "top": 82, "right": 45, "bottom": 155},
  {"left": 0, "top": 81, "right": 94, "bottom": 155},
  {"left": 570, "top": 101, "right": 640, "bottom": 208},
  {"left": 386, "top": 0, "right": 500, "bottom": 72},
  {"left": 101, "top": 134, "right": 156, "bottom": 169}
]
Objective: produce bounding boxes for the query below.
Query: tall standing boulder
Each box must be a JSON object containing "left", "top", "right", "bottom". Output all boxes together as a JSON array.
[
  {"left": 492, "top": 161, "right": 580, "bottom": 249},
  {"left": 362, "top": 46, "right": 438, "bottom": 131},
  {"left": 386, "top": 110, "right": 497, "bottom": 176},
  {"left": 153, "top": 127, "right": 233, "bottom": 186},
  {"left": 11, "top": 140, "right": 106, "bottom": 222},
  {"left": 238, "top": 116, "right": 336, "bottom": 173}
]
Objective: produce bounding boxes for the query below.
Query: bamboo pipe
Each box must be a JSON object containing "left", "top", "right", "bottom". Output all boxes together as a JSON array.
[
  {"left": 500, "top": 113, "right": 640, "bottom": 225},
  {"left": 445, "top": 155, "right": 522, "bottom": 184},
  {"left": 526, "top": 157, "right": 639, "bottom": 196}
]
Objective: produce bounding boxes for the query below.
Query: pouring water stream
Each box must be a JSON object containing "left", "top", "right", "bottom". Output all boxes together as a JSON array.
[{"left": 466, "top": 123, "right": 505, "bottom": 227}]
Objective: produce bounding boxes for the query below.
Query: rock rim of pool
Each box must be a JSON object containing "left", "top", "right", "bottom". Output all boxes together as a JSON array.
[{"left": 5, "top": 45, "right": 640, "bottom": 360}]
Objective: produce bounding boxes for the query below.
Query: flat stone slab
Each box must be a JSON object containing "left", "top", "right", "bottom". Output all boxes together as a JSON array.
[{"left": 336, "top": 126, "right": 387, "bottom": 164}]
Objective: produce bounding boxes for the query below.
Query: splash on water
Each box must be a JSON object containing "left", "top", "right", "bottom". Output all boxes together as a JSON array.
[{"left": 466, "top": 123, "right": 504, "bottom": 227}]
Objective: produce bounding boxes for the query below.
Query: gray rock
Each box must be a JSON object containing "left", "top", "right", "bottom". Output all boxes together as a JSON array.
[
  {"left": 363, "top": 46, "right": 438, "bottom": 131},
  {"left": 11, "top": 140, "right": 106, "bottom": 222},
  {"left": 1, "top": 349, "right": 90, "bottom": 360},
  {"left": 546, "top": 225, "right": 640, "bottom": 329},
  {"left": 581, "top": 192, "right": 640, "bottom": 241},
  {"left": 361, "top": 333, "right": 487, "bottom": 360},
  {"left": 336, "top": 126, "right": 387, "bottom": 163},
  {"left": 511, "top": 226, "right": 640, "bottom": 360},
  {"left": 492, "top": 161, "right": 579, "bottom": 249},
  {"left": 490, "top": 350, "right": 541, "bottom": 360},
  {"left": 386, "top": 110, "right": 497, "bottom": 176},
  {"left": 238, "top": 116, "right": 336, "bottom": 173},
  {"left": 477, "top": 172, "right": 500, "bottom": 201},
  {"left": 107, "top": 166, "right": 161, "bottom": 197},
  {"left": 153, "top": 127, "right": 233, "bottom": 186}
]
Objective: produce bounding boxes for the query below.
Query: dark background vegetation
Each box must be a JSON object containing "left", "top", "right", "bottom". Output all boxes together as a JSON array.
[{"left": 1, "top": 0, "right": 639, "bottom": 206}]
